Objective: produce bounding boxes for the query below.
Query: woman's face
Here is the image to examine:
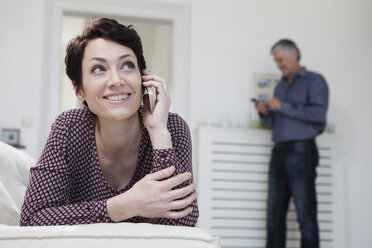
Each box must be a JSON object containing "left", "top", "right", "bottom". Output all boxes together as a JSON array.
[{"left": 78, "top": 38, "right": 142, "bottom": 121}]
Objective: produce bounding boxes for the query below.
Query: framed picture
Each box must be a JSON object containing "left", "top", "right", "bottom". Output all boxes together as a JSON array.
[
  {"left": 253, "top": 73, "right": 281, "bottom": 100},
  {"left": 1, "top": 128, "right": 20, "bottom": 146},
  {"left": 250, "top": 73, "right": 281, "bottom": 128}
]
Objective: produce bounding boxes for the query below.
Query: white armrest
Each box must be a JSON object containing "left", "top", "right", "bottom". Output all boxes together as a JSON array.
[
  {"left": 0, "top": 222, "right": 220, "bottom": 248},
  {"left": 0, "top": 182, "right": 20, "bottom": 226},
  {"left": 0, "top": 141, "right": 35, "bottom": 212}
]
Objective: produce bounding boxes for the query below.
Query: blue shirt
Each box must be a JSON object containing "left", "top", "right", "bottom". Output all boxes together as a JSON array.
[{"left": 261, "top": 67, "right": 329, "bottom": 143}]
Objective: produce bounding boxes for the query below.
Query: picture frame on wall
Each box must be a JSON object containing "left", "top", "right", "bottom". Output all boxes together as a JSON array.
[
  {"left": 253, "top": 73, "right": 281, "bottom": 101},
  {"left": 250, "top": 73, "right": 281, "bottom": 129},
  {"left": 1, "top": 128, "right": 20, "bottom": 146}
]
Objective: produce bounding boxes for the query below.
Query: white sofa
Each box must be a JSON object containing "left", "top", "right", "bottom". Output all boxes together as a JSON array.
[{"left": 0, "top": 141, "right": 219, "bottom": 247}]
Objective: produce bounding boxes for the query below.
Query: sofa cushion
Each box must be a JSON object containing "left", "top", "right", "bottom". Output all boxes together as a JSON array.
[
  {"left": 0, "top": 182, "right": 20, "bottom": 226},
  {"left": 0, "top": 222, "right": 220, "bottom": 247},
  {"left": 0, "top": 141, "right": 35, "bottom": 225}
]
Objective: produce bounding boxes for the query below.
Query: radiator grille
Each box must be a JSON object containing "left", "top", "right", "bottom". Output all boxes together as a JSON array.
[{"left": 195, "top": 128, "right": 336, "bottom": 248}]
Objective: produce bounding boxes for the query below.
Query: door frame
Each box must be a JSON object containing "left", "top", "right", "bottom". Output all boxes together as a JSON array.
[{"left": 40, "top": 0, "right": 191, "bottom": 148}]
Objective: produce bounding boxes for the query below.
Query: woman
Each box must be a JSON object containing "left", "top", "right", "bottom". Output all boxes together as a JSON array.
[{"left": 20, "top": 18, "right": 198, "bottom": 226}]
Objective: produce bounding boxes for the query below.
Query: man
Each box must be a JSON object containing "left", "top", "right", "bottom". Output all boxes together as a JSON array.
[{"left": 254, "top": 39, "right": 329, "bottom": 248}]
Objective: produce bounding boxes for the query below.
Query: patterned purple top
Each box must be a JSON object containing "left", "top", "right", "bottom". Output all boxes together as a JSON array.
[{"left": 20, "top": 107, "right": 198, "bottom": 226}]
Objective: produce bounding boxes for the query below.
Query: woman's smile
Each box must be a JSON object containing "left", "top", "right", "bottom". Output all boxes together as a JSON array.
[{"left": 103, "top": 93, "right": 131, "bottom": 103}]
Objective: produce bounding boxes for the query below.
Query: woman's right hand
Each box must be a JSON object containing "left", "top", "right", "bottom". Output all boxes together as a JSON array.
[{"left": 107, "top": 166, "right": 197, "bottom": 222}]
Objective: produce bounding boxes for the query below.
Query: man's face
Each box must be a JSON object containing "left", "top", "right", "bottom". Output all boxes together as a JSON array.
[{"left": 273, "top": 49, "right": 299, "bottom": 78}]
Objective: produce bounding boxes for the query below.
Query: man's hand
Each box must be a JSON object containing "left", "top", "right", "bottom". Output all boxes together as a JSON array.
[
  {"left": 254, "top": 101, "right": 268, "bottom": 115},
  {"left": 264, "top": 98, "right": 282, "bottom": 111}
]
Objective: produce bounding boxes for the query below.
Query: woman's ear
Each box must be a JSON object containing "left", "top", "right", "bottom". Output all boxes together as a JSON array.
[
  {"left": 76, "top": 92, "right": 85, "bottom": 102},
  {"left": 73, "top": 83, "right": 85, "bottom": 102}
]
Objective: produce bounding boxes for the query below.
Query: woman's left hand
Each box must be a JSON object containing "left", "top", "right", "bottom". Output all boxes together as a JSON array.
[{"left": 142, "top": 71, "right": 172, "bottom": 148}]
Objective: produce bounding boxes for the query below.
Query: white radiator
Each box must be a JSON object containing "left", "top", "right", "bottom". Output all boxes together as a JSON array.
[{"left": 194, "top": 127, "right": 346, "bottom": 248}]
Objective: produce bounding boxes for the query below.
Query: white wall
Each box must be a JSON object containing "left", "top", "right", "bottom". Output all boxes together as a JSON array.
[
  {"left": 0, "top": 0, "right": 46, "bottom": 158},
  {"left": 0, "top": 0, "right": 371, "bottom": 247}
]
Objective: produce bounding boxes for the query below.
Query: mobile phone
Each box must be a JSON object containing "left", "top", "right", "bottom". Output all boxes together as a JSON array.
[{"left": 143, "top": 86, "right": 156, "bottom": 113}]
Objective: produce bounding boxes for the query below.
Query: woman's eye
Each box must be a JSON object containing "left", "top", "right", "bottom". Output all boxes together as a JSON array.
[
  {"left": 92, "top": 66, "right": 105, "bottom": 73},
  {"left": 122, "top": 62, "right": 135, "bottom": 70}
]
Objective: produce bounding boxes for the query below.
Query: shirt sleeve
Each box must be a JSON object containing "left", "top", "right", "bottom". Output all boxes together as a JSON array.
[
  {"left": 148, "top": 114, "right": 199, "bottom": 226},
  {"left": 20, "top": 113, "right": 111, "bottom": 226},
  {"left": 279, "top": 76, "right": 329, "bottom": 123}
]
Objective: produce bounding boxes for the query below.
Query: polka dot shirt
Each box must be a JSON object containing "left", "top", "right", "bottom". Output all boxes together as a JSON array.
[{"left": 20, "top": 107, "right": 198, "bottom": 226}]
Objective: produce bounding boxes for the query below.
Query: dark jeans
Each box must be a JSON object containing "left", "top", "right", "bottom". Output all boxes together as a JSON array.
[{"left": 266, "top": 139, "right": 319, "bottom": 248}]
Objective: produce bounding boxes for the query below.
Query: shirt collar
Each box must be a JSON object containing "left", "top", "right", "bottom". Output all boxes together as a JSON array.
[
  {"left": 281, "top": 67, "right": 307, "bottom": 84},
  {"left": 296, "top": 67, "right": 307, "bottom": 77}
]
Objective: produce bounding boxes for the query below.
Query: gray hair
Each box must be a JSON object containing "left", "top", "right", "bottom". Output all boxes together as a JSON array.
[{"left": 270, "top": 39, "right": 301, "bottom": 61}]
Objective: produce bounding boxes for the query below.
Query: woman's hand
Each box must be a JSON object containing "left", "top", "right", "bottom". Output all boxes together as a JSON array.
[
  {"left": 142, "top": 71, "right": 171, "bottom": 131},
  {"left": 141, "top": 70, "right": 173, "bottom": 149},
  {"left": 107, "top": 166, "right": 197, "bottom": 222}
]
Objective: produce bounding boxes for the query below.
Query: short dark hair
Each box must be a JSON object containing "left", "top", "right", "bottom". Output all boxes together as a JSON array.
[
  {"left": 65, "top": 18, "right": 147, "bottom": 105},
  {"left": 270, "top": 39, "right": 301, "bottom": 61}
]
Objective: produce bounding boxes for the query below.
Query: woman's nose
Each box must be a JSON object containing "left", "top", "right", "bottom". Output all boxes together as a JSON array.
[{"left": 108, "top": 69, "right": 124, "bottom": 87}]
